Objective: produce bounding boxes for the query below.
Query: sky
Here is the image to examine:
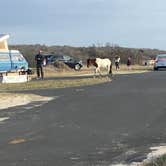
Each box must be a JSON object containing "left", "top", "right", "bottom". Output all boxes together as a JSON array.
[{"left": 1, "top": 0, "right": 166, "bottom": 50}]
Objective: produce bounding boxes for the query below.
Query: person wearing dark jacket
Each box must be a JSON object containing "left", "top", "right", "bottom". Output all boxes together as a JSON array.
[
  {"left": 35, "top": 50, "right": 44, "bottom": 79},
  {"left": 127, "top": 56, "right": 132, "bottom": 70}
]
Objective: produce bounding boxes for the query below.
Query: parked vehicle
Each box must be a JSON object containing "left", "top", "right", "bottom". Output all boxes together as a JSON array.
[
  {"left": 0, "top": 50, "right": 29, "bottom": 74},
  {"left": 44, "top": 54, "right": 83, "bottom": 71},
  {"left": 154, "top": 54, "right": 166, "bottom": 70}
]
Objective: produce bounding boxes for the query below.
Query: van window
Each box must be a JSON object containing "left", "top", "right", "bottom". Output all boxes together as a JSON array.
[
  {"left": 11, "top": 53, "right": 24, "bottom": 61},
  {"left": 0, "top": 52, "right": 10, "bottom": 61}
]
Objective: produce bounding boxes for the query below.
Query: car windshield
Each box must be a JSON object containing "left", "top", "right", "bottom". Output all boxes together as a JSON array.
[
  {"left": 54, "top": 55, "right": 65, "bottom": 61},
  {"left": 63, "top": 55, "right": 72, "bottom": 61},
  {"left": 157, "top": 55, "right": 166, "bottom": 60}
]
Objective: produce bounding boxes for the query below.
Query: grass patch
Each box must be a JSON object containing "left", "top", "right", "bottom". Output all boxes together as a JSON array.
[
  {"left": 0, "top": 77, "right": 110, "bottom": 91},
  {"left": 117, "top": 64, "right": 153, "bottom": 71},
  {"left": 36, "top": 65, "right": 153, "bottom": 78},
  {"left": 0, "top": 65, "right": 151, "bottom": 91}
]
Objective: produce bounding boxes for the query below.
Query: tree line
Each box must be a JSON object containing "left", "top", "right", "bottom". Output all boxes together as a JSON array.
[{"left": 9, "top": 44, "right": 166, "bottom": 67}]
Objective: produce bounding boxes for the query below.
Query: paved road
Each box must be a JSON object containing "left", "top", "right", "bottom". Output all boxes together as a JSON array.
[{"left": 0, "top": 71, "right": 166, "bottom": 166}]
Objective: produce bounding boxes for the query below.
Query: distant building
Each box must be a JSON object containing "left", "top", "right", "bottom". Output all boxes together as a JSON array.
[{"left": 0, "top": 34, "right": 9, "bottom": 51}]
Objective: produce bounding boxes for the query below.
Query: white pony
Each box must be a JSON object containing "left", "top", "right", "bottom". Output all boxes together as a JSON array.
[{"left": 87, "top": 58, "right": 112, "bottom": 77}]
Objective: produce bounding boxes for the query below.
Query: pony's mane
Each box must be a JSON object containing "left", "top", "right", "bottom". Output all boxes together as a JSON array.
[{"left": 87, "top": 58, "right": 97, "bottom": 67}]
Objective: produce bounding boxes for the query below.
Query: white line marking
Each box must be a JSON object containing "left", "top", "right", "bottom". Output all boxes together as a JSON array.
[{"left": 0, "top": 117, "right": 9, "bottom": 122}]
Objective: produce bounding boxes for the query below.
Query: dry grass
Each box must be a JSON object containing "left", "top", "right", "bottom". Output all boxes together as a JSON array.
[
  {"left": 117, "top": 64, "right": 153, "bottom": 71},
  {"left": 34, "top": 64, "right": 153, "bottom": 78},
  {"left": 142, "top": 155, "right": 166, "bottom": 166},
  {"left": 0, "top": 64, "right": 152, "bottom": 91},
  {"left": 0, "top": 77, "right": 111, "bottom": 91}
]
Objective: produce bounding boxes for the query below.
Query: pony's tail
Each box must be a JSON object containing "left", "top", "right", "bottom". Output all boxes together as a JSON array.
[{"left": 109, "top": 63, "right": 112, "bottom": 74}]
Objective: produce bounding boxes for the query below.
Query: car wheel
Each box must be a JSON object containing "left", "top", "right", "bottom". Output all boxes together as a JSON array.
[
  {"left": 154, "top": 67, "right": 158, "bottom": 71},
  {"left": 74, "top": 64, "right": 81, "bottom": 71}
]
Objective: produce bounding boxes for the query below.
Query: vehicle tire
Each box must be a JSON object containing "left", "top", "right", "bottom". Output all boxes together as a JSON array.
[
  {"left": 154, "top": 67, "right": 158, "bottom": 71},
  {"left": 74, "top": 64, "right": 81, "bottom": 71}
]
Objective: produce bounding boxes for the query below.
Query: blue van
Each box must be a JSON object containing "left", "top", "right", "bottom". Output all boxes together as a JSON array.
[{"left": 0, "top": 50, "right": 28, "bottom": 73}]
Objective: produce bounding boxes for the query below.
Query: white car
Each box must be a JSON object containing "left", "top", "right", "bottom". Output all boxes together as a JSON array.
[{"left": 154, "top": 54, "right": 166, "bottom": 70}]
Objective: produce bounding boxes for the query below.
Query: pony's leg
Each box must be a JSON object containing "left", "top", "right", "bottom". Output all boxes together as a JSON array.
[
  {"left": 94, "top": 67, "right": 101, "bottom": 77},
  {"left": 93, "top": 68, "right": 97, "bottom": 78},
  {"left": 105, "top": 65, "right": 110, "bottom": 79},
  {"left": 107, "top": 65, "right": 110, "bottom": 75},
  {"left": 108, "top": 64, "right": 113, "bottom": 78},
  {"left": 97, "top": 68, "right": 102, "bottom": 77}
]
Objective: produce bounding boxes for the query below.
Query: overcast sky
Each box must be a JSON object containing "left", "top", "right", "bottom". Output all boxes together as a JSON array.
[{"left": 1, "top": 0, "right": 166, "bottom": 49}]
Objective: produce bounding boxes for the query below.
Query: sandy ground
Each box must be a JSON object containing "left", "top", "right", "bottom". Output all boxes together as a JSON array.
[{"left": 0, "top": 93, "right": 54, "bottom": 110}]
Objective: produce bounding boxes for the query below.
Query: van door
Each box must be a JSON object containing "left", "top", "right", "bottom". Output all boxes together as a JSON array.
[{"left": 0, "top": 52, "right": 11, "bottom": 72}]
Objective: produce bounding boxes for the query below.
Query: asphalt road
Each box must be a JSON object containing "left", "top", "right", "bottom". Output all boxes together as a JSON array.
[{"left": 0, "top": 71, "right": 166, "bottom": 166}]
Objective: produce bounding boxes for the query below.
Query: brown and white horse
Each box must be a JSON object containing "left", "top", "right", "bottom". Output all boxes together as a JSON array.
[{"left": 87, "top": 58, "right": 112, "bottom": 77}]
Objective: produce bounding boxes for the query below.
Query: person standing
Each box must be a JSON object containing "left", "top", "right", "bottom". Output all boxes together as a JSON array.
[
  {"left": 115, "top": 55, "right": 120, "bottom": 70},
  {"left": 127, "top": 56, "right": 132, "bottom": 70},
  {"left": 35, "top": 50, "right": 44, "bottom": 79}
]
